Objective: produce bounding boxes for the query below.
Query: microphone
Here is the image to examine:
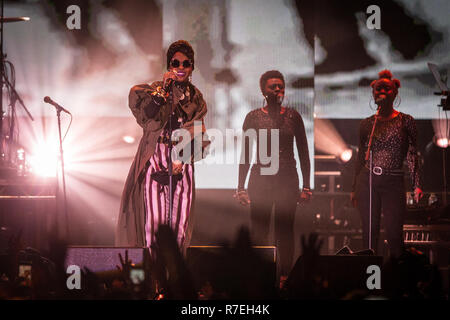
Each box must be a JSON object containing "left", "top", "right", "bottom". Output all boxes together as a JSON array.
[
  {"left": 375, "top": 95, "right": 385, "bottom": 104},
  {"left": 164, "top": 78, "right": 174, "bottom": 92},
  {"left": 163, "top": 69, "right": 178, "bottom": 92},
  {"left": 276, "top": 94, "right": 284, "bottom": 105},
  {"left": 265, "top": 92, "right": 283, "bottom": 105},
  {"left": 43, "top": 96, "right": 71, "bottom": 114}
]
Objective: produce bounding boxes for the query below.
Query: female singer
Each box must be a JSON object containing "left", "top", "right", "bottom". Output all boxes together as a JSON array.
[
  {"left": 351, "top": 69, "right": 423, "bottom": 257},
  {"left": 116, "top": 40, "right": 207, "bottom": 249},
  {"left": 235, "top": 70, "right": 312, "bottom": 278}
]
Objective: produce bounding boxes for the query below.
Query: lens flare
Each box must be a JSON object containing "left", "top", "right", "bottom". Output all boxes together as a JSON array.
[
  {"left": 314, "top": 119, "right": 348, "bottom": 156},
  {"left": 436, "top": 137, "right": 449, "bottom": 148},
  {"left": 340, "top": 149, "right": 353, "bottom": 163},
  {"left": 28, "top": 142, "right": 59, "bottom": 177},
  {"left": 432, "top": 119, "right": 449, "bottom": 149},
  {"left": 123, "top": 135, "right": 135, "bottom": 144}
]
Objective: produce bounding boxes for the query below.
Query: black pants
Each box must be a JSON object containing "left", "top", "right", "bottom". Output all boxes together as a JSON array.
[
  {"left": 355, "top": 168, "right": 405, "bottom": 258},
  {"left": 248, "top": 166, "right": 299, "bottom": 276}
]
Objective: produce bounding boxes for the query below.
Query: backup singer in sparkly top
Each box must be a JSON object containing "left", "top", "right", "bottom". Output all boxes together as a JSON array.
[
  {"left": 116, "top": 40, "right": 208, "bottom": 248},
  {"left": 351, "top": 69, "right": 423, "bottom": 257}
]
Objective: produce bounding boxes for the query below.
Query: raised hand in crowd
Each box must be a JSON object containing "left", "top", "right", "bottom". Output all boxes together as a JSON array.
[
  {"left": 152, "top": 225, "right": 197, "bottom": 299},
  {"left": 116, "top": 250, "right": 133, "bottom": 286}
]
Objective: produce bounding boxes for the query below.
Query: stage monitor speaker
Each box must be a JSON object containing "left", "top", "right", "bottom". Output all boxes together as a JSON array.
[
  {"left": 65, "top": 247, "right": 149, "bottom": 273},
  {"left": 186, "top": 246, "right": 277, "bottom": 292},
  {"left": 0, "top": 195, "right": 56, "bottom": 251},
  {"left": 287, "top": 255, "right": 383, "bottom": 298}
]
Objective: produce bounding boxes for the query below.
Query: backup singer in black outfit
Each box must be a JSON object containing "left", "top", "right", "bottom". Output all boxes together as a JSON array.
[
  {"left": 235, "top": 70, "right": 311, "bottom": 277},
  {"left": 351, "top": 69, "right": 423, "bottom": 258}
]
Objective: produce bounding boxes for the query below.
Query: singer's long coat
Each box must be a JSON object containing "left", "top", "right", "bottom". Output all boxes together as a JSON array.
[{"left": 115, "top": 81, "right": 208, "bottom": 247}]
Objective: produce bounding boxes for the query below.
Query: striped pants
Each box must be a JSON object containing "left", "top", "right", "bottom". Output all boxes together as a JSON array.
[{"left": 144, "top": 142, "right": 194, "bottom": 248}]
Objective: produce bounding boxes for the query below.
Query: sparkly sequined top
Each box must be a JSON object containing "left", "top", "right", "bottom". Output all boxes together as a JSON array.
[
  {"left": 353, "top": 112, "right": 421, "bottom": 191},
  {"left": 238, "top": 107, "right": 311, "bottom": 189}
]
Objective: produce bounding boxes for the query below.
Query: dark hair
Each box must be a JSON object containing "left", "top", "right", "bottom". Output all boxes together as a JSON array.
[
  {"left": 259, "top": 70, "right": 285, "bottom": 95},
  {"left": 166, "top": 40, "right": 195, "bottom": 70},
  {"left": 370, "top": 69, "right": 401, "bottom": 90}
]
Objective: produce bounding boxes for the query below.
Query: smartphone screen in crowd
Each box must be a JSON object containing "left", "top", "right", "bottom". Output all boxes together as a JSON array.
[
  {"left": 130, "top": 268, "right": 145, "bottom": 285},
  {"left": 19, "top": 264, "right": 32, "bottom": 284}
]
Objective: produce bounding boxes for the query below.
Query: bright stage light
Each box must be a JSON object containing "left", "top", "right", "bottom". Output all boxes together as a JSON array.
[
  {"left": 17, "top": 148, "right": 25, "bottom": 160},
  {"left": 28, "top": 143, "right": 59, "bottom": 177},
  {"left": 123, "top": 135, "right": 135, "bottom": 144},
  {"left": 314, "top": 119, "right": 348, "bottom": 156},
  {"left": 436, "top": 137, "right": 449, "bottom": 148},
  {"left": 339, "top": 149, "right": 353, "bottom": 163},
  {"left": 432, "top": 119, "right": 449, "bottom": 149},
  {"left": 27, "top": 142, "right": 73, "bottom": 177}
]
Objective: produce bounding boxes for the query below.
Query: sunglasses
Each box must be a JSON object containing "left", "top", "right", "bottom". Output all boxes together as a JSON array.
[
  {"left": 268, "top": 83, "right": 284, "bottom": 90},
  {"left": 170, "top": 59, "right": 192, "bottom": 68}
]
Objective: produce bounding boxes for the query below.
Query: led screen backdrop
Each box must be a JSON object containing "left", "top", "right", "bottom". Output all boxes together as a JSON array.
[{"left": 2, "top": 0, "right": 449, "bottom": 237}]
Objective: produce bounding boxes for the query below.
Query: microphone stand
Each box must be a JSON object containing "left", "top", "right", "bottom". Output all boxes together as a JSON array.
[
  {"left": 167, "top": 81, "right": 175, "bottom": 229},
  {"left": 443, "top": 147, "right": 447, "bottom": 207},
  {"left": 55, "top": 106, "right": 70, "bottom": 240},
  {"left": 427, "top": 62, "right": 449, "bottom": 206},
  {"left": 0, "top": 0, "right": 33, "bottom": 166},
  {"left": 2, "top": 75, "right": 34, "bottom": 121},
  {"left": 0, "top": 0, "right": 4, "bottom": 162},
  {"left": 368, "top": 150, "right": 373, "bottom": 251},
  {"left": 365, "top": 108, "right": 380, "bottom": 252}
]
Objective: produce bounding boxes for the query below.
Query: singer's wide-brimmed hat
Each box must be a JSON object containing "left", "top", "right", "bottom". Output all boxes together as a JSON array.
[{"left": 166, "top": 40, "right": 195, "bottom": 70}]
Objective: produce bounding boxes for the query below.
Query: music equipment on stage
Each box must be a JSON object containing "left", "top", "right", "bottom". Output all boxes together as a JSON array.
[
  {"left": 427, "top": 63, "right": 449, "bottom": 208},
  {"left": 0, "top": 177, "right": 56, "bottom": 250},
  {"left": 64, "top": 247, "right": 150, "bottom": 273},
  {"left": 404, "top": 224, "right": 450, "bottom": 244},
  {"left": 0, "top": 8, "right": 33, "bottom": 172},
  {"left": 403, "top": 224, "right": 450, "bottom": 268}
]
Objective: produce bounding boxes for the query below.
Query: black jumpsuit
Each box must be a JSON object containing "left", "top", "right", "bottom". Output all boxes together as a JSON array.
[{"left": 238, "top": 107, "right": 311, "bottom": 276}]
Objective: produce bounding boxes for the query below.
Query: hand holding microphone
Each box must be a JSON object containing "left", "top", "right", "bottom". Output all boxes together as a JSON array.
[{"left": 163, "top": 70, "right": 177, "bottom": 91}]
